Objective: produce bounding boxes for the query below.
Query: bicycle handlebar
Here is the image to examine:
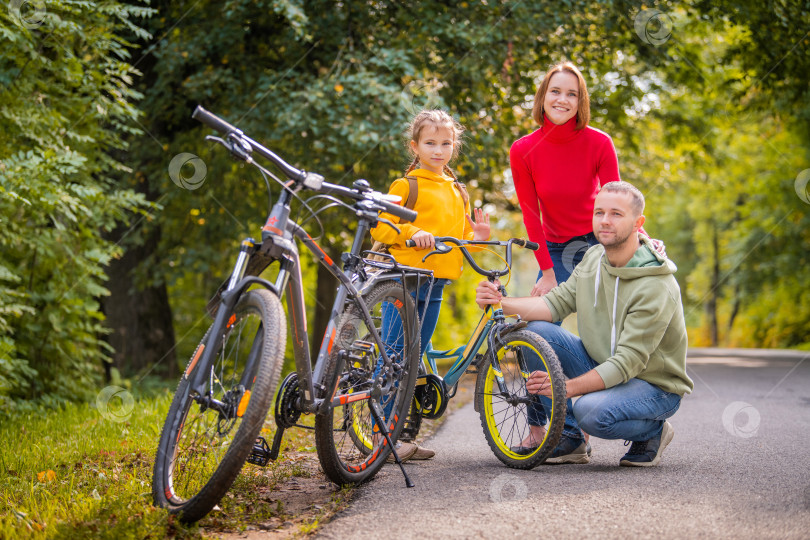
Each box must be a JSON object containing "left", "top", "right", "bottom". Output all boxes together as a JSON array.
[
  {"left": 380, "top": 200, "right": 418, "bottom": 223},
  {"left": 403, "top": 237, "right": 538, "bottom": 278},
  {"left": 192, "top": 106, "right": 417, "bottom": 223},
  {"left": 193, "top": 106, "right": 308, "bottom": 183}
]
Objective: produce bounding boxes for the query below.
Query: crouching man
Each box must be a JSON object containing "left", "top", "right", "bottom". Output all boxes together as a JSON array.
[{"left": 475, "top": 181, "right": 693, "bottom": 466}]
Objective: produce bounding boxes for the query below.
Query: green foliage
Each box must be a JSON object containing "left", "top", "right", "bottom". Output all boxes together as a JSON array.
[
  {"left": 692, "top": 0, "right": 810, "bottom": 136},
  {"left": 0, "top": 0, "right": 154, "bottom": 410},
  {"left": 617, "top": 6, "right": 810, "bottom": 348}
]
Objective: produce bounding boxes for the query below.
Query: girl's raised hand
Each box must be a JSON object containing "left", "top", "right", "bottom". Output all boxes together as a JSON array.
[{"left": 467, "top": 208, "right": 491, "bottom": 241}]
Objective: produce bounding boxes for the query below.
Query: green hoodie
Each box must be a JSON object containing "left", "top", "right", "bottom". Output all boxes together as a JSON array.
[{"left": 542, "top": 236, "right": 693, "bottom": 396}]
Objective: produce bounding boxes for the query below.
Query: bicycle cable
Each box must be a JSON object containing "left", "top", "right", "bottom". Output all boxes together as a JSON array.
[
  {"left": 443, "top": 245, "right": 512, "bottom": 286},
  {"left": 252, "top": 159, "right": 333, "bottom": 241},
  {"left": 295, "top": 194, "right": 357, "bottom": 242}
]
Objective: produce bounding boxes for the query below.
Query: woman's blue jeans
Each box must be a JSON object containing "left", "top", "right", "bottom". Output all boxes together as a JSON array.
[
  {"left": 376, "top": 278, "right": 449, "bottom": 426},
  {"left": 537, "top": 232, "right": 598, "bottom": 326},
  {"left": 523, "top": 321, "right": 682, "bottom": 442}
]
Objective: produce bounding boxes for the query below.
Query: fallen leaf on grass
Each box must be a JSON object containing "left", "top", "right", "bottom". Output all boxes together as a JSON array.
[{"left": 36, "top": 470, "right": 56, "bottom": 483}]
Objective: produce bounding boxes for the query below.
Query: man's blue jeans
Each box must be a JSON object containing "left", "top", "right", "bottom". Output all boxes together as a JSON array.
[{"left": 523, "top": 321, "right": 682, "bottom": 442}]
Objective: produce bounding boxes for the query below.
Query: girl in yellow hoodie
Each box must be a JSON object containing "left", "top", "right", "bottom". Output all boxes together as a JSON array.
[{"left": 370, "top": 110, "right": 490, "bottom": 460}]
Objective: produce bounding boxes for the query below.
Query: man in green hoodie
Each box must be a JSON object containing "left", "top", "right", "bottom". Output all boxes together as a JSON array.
[{"left": 475, "top": 181, "right": 693, "bottom": 467}]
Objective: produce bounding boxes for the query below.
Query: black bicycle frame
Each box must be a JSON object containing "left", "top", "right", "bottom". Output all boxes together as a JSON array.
[{"left": 187, "top": 182, "right": 429, "bottom": 418}]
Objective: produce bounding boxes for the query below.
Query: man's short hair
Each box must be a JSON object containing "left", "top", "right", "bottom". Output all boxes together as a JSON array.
[{"left": 600, "top": 181, "right": 645, "bottom": 216}]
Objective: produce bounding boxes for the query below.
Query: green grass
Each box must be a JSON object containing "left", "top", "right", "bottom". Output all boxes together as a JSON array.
[
  {"left": 0, "top": 388, "right": 327, "bottom": 539},
  {"left": 0, "top": 391, "right": 179, "bottom": 538}
]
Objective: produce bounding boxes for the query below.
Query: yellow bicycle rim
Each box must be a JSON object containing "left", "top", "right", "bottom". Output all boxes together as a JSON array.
[{"left": 483, "top": 340, "right": 556, "bottom": 459}]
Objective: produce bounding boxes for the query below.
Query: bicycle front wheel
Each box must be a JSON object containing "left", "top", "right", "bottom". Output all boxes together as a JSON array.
[
  {"left": 315, "top": 280, "right": 419, "bottom": 485},
  {"left": 152, "top": 288, "right": 286, "bottom": 523},
  {"left": 476, "top": 329, "right": 566, "bottom": 469}
]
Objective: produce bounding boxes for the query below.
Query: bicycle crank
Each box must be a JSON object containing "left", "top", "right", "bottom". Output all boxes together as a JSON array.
[{"left": 266, "top": 372, "right": 303, "bottom": 462}]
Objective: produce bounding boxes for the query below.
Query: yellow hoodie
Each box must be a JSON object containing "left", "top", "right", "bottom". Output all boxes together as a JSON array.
[{"left": 370, "top": 168, "right": 474, "bottom": 279}]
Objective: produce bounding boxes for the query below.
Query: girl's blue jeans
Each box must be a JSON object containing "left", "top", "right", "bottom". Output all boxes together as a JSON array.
[
  {"left": 537, "top": 232, "right": 598, "bottom": 326},
  {"left": 523, "top": 321, "right": 682, "bottom": 442},
  {"left": 376, "top": 278, "right": 449, "bottom": 426},
  {"left": 381, "top": 278, "right": 449, "bottom": 359}
]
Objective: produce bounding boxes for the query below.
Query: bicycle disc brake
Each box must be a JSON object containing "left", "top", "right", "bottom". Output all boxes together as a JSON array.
[{"left": 414, "top": 373, "right": 448, "bottom": 419}]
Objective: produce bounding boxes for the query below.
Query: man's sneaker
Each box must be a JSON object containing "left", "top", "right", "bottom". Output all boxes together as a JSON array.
[
  {"left": 586, "top": 440, "right": 592, "bottom": 457},
  {"left": 386, "top": 441, "right": 418, "bottom": 463},
  {"left": 620, "top": 421, "right": 674, "bottom": 467},
  {"left": 544, "top": 435, "right": 590, "bottom": 464}
]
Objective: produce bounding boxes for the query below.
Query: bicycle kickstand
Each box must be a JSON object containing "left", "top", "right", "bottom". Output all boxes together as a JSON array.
[{"left": 368, "top": 400, "right": 414, "bottom": 488}]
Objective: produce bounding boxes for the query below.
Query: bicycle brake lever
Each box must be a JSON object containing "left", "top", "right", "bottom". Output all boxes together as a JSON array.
[
  {"left": 226, "top": 132, "right": 254, "bottom": 163},
  {"left": 377, "top": 217, "right": 401, "bottom": 235},
  {"left": 420, "top": 240, "right": 452, "bottom": 262},
  {"left": 204, "top": 134, "right": 254, "bottom": 164}
]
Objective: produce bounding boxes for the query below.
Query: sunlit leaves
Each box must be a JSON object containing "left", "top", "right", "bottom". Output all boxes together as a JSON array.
[{"left": 0, "top": 1, "right": 154, "bottom": 410}]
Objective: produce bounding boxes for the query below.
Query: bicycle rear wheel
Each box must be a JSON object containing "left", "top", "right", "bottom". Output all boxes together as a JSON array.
[
  {"left": 152, "top": 288, "right": 285, "bottom": 523},
  {"left": 476, "top": 329, "right": 566, "bottom": 469},
  {"left": 315, "top": 280, "right": 419, "bottom": 485}
]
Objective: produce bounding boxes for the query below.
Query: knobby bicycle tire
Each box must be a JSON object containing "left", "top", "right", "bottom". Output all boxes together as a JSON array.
[
  {"left": 476, "top": 329, "right": 566, "bottom": 469},
  {"left": 314, "top": 280, "right": 419, "bottom": 485},
  {"left": 152, "top": 288, "right": 286, "bottom": 523}
]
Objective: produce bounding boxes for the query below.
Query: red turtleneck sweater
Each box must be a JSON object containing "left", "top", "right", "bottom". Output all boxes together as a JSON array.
[{"left": 510, "top": 116, "right": 620, "bottom": 270}]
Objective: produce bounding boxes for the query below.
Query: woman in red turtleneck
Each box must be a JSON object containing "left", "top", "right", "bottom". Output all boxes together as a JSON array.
[{"left": 511, "top": 61, "right": 620, "bottom": 297}]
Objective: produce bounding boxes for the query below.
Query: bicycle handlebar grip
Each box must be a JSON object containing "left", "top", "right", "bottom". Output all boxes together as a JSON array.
[
  {"left": 524, "top": 240, "right": 540, "bottom": 251},
  {"left": 511, "top": 238, "right": 540, "bottom": 251},
  {"left": 379, "top": 201, "right": 417, "bottom": 223},
  {"left": 405, "top": 239, "right": 415, "bottom": 247},
  {"left": 192, "top": 105, "right": 240, "bottom": 135}
]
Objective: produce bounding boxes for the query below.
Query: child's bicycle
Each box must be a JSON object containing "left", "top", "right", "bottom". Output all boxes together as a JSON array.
[
  {"left": 372, "top": 236, "right": 568, "bottom": 469},
  {"left": 152, "top": 107, "right": 431, "bottom": 523}
]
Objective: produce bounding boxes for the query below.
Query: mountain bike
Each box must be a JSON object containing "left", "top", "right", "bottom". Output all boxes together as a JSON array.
[
  {"left": 152, "top": 106, "right": 428, "bottom": 523},
  {"left": 381, "top": 237, "right": 568, "bottom": 469}
]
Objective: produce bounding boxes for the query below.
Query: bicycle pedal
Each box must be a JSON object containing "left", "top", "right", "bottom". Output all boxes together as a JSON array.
[
  {"left": 350, "top": 341, "right": 374, "bottom": 352},
  {"left": 246, "top": 436, "right": 272, "bottom": 467}
]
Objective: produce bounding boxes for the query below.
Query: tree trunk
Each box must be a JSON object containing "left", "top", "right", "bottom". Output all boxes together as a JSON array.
[
  {"left": 706, "top": 223, "right": 720, "bottom": 346},
  {"left": 102, "top": 225, "right": 176, "bottom": 378},
  {"left": 727, "top": 283, "right": 740, "bottom": 336}
]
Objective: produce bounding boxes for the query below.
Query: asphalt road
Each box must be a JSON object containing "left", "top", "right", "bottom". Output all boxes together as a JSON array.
[{"left": 318, "top": 348, "right": 810, "bottom": 539}]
